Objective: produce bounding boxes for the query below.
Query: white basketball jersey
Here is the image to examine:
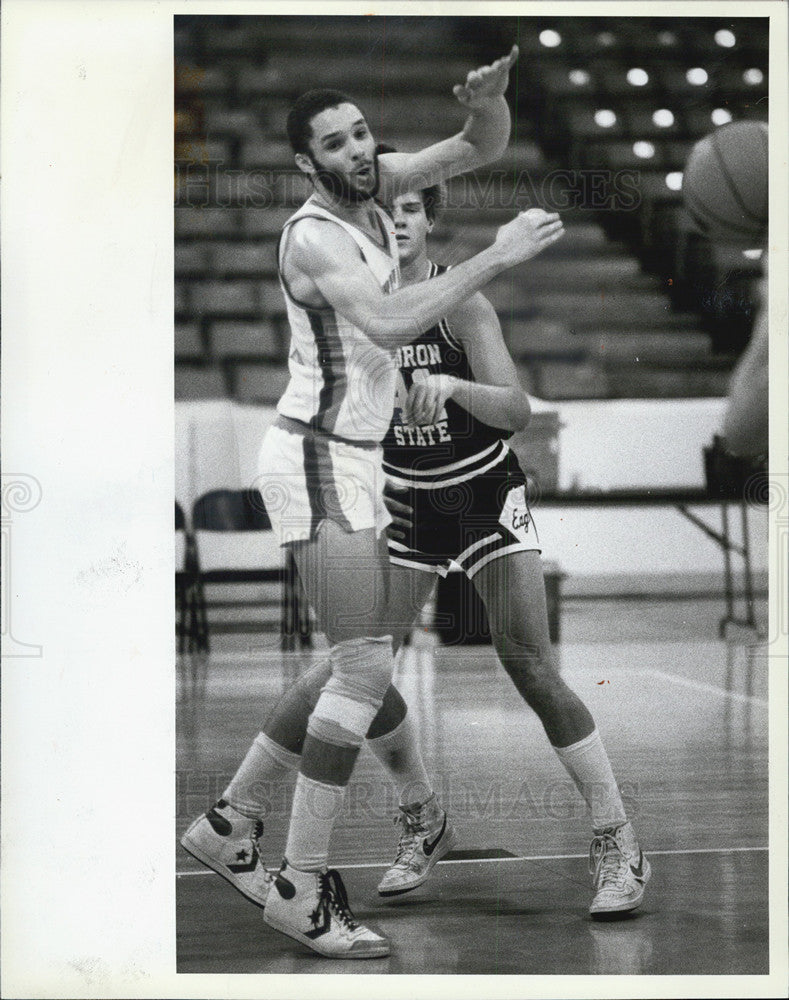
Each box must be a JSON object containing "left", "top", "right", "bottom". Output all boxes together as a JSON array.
[{"left": 276, "top": 196, "right": 401, "bottom": 442}]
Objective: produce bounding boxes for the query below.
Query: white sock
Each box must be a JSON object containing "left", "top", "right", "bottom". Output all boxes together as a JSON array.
[
  {"left": 285, "top": 773, "right": 346, "bottom": 871},
  {"left": 367, "top": 713, "right": 434, "bottom": 808},
  {"left": 553, "top": 728, "right": 628, "bottom": 831},
  {"left": 223, "top": 732, "right": 300, "bottom": 818}
]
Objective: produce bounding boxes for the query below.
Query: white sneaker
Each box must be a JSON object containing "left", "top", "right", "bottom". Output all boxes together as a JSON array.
[
  {"left": 588, "top": 821, "right": 651, "bottom": 917},
  {"left": 264, "top": 861, "right": 390, "bottom": 958},
  {"left": 377, "top": 795, "right": 457, "bottom": 897},
  {"left": 180, "top": 799, "right": 273, "bottom": 908}
]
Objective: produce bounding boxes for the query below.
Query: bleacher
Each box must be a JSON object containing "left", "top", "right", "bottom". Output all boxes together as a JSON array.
[{"left": 174, "top": 14, "right": 767, "bottom": 402}]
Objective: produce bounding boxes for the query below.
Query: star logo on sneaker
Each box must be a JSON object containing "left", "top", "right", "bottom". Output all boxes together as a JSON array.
[
  {"left": 305, "top": 900, "right": 331, "bottom": 939},
  {"left": 423, "top": 815, "right": 447, "bottom": 857}
]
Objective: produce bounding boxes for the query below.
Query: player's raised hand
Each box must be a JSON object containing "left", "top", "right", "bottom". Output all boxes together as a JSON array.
[
  {"left": 493, "top": 208, "right": 565, "bottom": 267},
  {"left": 453, "top": 45, "right": 519, "bottom": 109},
  {"left": 405, "top": 374, "right": 458, "bottom": 427}
]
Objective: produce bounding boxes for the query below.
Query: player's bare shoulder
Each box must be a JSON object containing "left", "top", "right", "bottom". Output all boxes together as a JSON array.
[
  {"left": 285, "top": 215, "right": 358, "bottom": 274},
  {"left": 281, "top": 215, "right": 362, "bottom": 305}
]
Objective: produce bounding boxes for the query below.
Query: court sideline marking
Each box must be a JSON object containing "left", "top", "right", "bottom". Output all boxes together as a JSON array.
[
  {"left": 176, "top": 844, "right": 767, "bottom": 877},
  {"left": 640, "top": 666, "right": 768, "bottom": 705}
]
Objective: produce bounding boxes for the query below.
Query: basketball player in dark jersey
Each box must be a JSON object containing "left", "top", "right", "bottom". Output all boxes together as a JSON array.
[{"left": 182, "top": 177, "right": 651, "bottom": 927}]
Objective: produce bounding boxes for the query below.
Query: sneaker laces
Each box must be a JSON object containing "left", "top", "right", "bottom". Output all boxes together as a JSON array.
[
  {"left": 588, "top": 832, "right": 627, "bottom": 890},
  {"left": 319, "top": 869, "right": 360, "bottom": 932},
  {"left": 251, "top": 819, "right": 268, "bottom": 866},
  {"left": 391, "top": 809, "right": 427, "bottom": 871}
]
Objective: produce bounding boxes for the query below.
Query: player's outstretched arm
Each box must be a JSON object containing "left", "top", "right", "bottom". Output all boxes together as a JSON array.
[
  {"left": 289, "top": 207, "right": 563, "bottom": 351},
  {"left": 405, "top": 293, "right": 531, "bottom": 430},
  {"left": 377, "top": 46, "right": 519, "bottom": 196},
  {"left": 722, "top": 306, "right": 768, "bottom": 457}
]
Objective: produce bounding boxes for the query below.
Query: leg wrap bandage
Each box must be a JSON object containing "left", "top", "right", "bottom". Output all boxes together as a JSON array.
[{"left": 307, "top": 636, "right": 394, "bottom": 749}]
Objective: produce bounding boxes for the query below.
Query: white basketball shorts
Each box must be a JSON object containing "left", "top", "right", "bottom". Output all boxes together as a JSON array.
[{"left": 256, "top": 416, "right": 392, "bottom": 545}]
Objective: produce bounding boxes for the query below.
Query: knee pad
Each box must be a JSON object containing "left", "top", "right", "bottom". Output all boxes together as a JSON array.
[{"left": 307, "top": 636, "right": 394, "bottom": 748}]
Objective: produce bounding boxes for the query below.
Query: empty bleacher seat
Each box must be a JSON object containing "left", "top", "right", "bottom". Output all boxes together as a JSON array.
[
  {"left": 175, "top": 282, "right": 190, "bottom": 316},
  {"left": 536, "top": 359, "right": 610, "bottom": 400},
  {"left": 175, "top": 243, "right": 211, "bottom": 278},
  {"left": 175, "top": 138, "right": 231, "bottom": 168},
  {"left": 260, "top": 279, "right": 286, "bottom": 317},
  {"left": 272, "top": 172, "right": 311, "bottom": 208},
  {"left": 575, "top": 330, "right": 713, "bottom": 367},
  {"left": 519, "top": 255, "right": 654, "bottom": 293},
  {"left": 175, "top": 364, "right": 227, "bottom": 400},
  {"left": 212, "top": 242, "right": 275, "bottom": 277},
  {"left": 237, "top": 63, "right": 290, "bottom": 98},
  {"left": 175, "top": 323, "right": 204, "bottom": 361},
  {"left": 232, "top": 362, "right": 291, "bottom": 403},
  {"left": 175, "top": 207, "right": 240, "bottom": 238},
  {"left": 204, "top": 105, "right": 262, "bottom": 140},
  {"left": 242, "top": 207, "right": 296, "bottom": 238},
  {"left": 174, "top": 64, "right": 233, "bottom": 95},
  {"left": 533, "top": 290, "right": 683, "bottom": 330},
  {"left": 212, "top": 171, "right": 278, "bottom": 207},
  {"left": 607, "top": 367, "right": 730, "bottom": 399},
  {"left": 211, "top": 320, "right": 282, "bottom": 360},
  {"left": 240, "top": 139, "right": 298, "bottom": 171},
  {"left": 503, "top": 317, "right": 584, "bottom": 360},
  {"left": 191, "top": 280, "right": 260, "bottom": 316}
]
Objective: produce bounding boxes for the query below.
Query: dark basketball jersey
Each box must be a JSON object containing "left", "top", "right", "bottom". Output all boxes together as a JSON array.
[{"left": 382, "top": 261, "right": 511, "bottom": 485}]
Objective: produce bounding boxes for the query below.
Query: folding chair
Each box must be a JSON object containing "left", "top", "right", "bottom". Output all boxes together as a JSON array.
[
  {"left": 191, "top": 488, "right": 311, "bottom": 651},
  {"left": 175, "top": 501, "right": 208, "bottom": 653}
]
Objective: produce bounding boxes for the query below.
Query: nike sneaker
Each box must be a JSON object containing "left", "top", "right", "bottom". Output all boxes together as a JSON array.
[
  {"left": 180, "top": 799, "right": 273, "bottom": 908},
  {"left": 264, "top": 861, "right": 390, "bottom": 958},
  {"left": 588, "top": 821, "right": 651, "bottom": 917},
  {"left": 377, "top": 794, "right": 456, "bottom": 897}
]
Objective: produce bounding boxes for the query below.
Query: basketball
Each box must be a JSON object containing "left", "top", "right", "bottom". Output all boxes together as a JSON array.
[{"left": 682, "top": 121, "right": 768, "bottom": 246}]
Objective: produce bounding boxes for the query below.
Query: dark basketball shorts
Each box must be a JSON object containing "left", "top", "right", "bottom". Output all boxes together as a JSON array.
[{"left": 385, "top": 450, "right": 541, "bottom": 579}]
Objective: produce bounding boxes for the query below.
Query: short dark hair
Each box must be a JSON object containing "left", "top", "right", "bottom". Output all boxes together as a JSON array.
[
  {"left": 420, "top": 182, "right": 446, "bottom": 224},
  {"left": 375, "top": 142, "right": 446, "bottom": 224},
  {"left": 286, "top": 89, "right": 357, "bottom": 156}
]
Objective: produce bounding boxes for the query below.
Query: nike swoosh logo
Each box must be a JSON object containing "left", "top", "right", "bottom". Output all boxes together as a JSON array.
[
  {"left": 629, "top": 852, "right": 645, "bottom": 879},
  {"left": 423, "top": 816, "right": 447, "bottom": 857}
]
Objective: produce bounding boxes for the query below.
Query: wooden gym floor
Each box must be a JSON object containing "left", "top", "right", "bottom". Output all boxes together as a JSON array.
[{"left": 176, "top": 596, "right": 770, "bottom": 977}]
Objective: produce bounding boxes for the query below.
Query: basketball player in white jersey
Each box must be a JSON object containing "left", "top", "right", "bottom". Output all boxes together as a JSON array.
[
  {"left": 182, "top": 47, "right": 570, "bottom": 959},
  {"left": 183, "top": 177, "right": 651, "bottom": 942}
]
